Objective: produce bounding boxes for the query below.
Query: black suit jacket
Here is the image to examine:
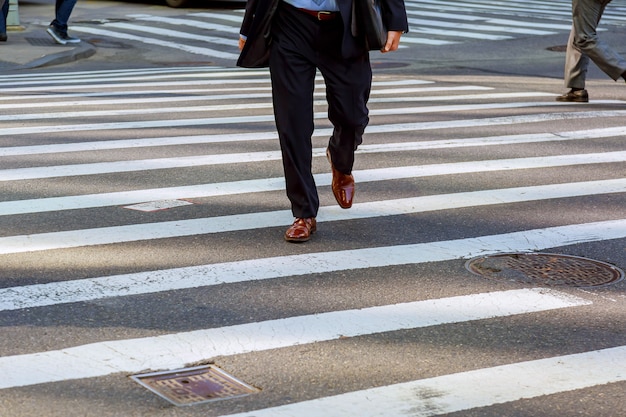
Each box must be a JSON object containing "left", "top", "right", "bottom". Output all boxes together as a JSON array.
[{"left": 237, "top": 0, "right": 409, "bottom": 68}]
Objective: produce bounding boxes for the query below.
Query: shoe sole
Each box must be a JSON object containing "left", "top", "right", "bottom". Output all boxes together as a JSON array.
[
  {"left": 284, "top": 223, "right": 316, "bottom": 242},
  {"left": 284, "top": 234, "right": 311, "bottom": 242},
  {"left": 556, "top": 97, "right": 588, "bottom": 103},
  {"left": 284, "top": 229, "right": 315, "bottom": 242}
]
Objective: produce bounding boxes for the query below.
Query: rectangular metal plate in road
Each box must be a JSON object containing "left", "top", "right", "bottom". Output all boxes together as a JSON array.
[{"left": 131, "top": 365, "right": 260, "bottom": 406}]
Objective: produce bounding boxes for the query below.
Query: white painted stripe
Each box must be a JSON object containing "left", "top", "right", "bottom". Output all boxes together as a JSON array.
[
  {"left": 0, "top": 150, "right": 282, "bottom": 181},
  {"left": 0, "top": 140, "right": 623, "bottom": 181},
  {"left": 405, "top": 0, "right": 572, "bottom": 18},
  {"left": 392, "top": 36, "right": 458, "bottom": 45},
  {"left": 0, "top": 131, "right": 281, "bottom": 157},
  {"left": 184, "top": 12, "right": 246, "bottom": 23},
  {"left": 0, "top": 70, "right": 269, "bottom": 86},
  {"left": 407, "top": 17, "right": 556, "bottom": 35},
  {"left": 0, "top": 66, "right": 194, "bottom": 80},
  {"left": 0, "top": 102, "right": 272, "bottom": 121},
  {"left": 0, "top": 66, "right": 244, "bottom": 81},
  {"left": 0, "top": 69, "right": 269, "bottom": 88},
  {"left": 361, "top": 126, "right": 626, "bottom": 151},
  {"left": 368, "top": 91, "right": 554, "bottom": 103},
  {"left": 0, "top": 289, "right": 591, "bottom": 389},
  {"left": 69, "top": 26, "right": 240, "bottom": 59},
  {"left": 0, "top": 93, "right": 556, "bottom": 122},
  {"left": 103, "top": 22, "right": 235, "bottom": 45},
  {"left": 1, "top": 218, "right": 624, "bottom": 311},
  {"left": 0, "top": 92, "right": 272, "bottom": 109},
  {"left": 369, "top": 101, "right": 600, "bottom": 116},
  {"left": 0, "top": 113, "right": 273, "bottom": 136},
  {"left": 3, "top": 105, "right": 625, "bottom": 136},
  {"left": 0, "top": 77, "right": 430, "bottom": 92},
  {"left": 413, "top": 0, "right": 626, "bottom": 24},
  {"left": 0, "top": 86, "right": 491, "bottom": 110},
  {"left": 0, "top": 122, "right": 621, "bottom": 158},
  {"left": 223, "top": 346, "right": 626, "bottom": 417},
  {"left": 405, "top": 9, "right": 574, "bottom": 30},
  {"left": 0, "top": 87, "right": 273, "bottom": 103},
  {"left": 0, "top": 78, "right": 271, "bottom": 93},
  {"left": 369, "top": 79, "right": 435, "bottom": 86},
  {"left": 129, "top": 14, "right": 239, "bottom": 32},
  {"left": 408, "top": 26, "right": 513, "bottom": 41},
  {"left": 0, "top": 157, "right": 623, "bottom": 217},
  {"left": 485, "top": 18, "right": 573, "bottom": 30},
  {"left": 405, "top": 9, "right": 486, "bottom": 21},
  {"left": 186, "top": 9, "right": 250, "bottom": 23}
]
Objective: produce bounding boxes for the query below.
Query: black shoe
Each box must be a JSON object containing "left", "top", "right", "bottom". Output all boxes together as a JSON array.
[
  {"left": 46, "top": 26, "right": 81, "bottom": 45},
  {"left": 556, "top": 89, "right": 588, "bottom": 103},
  {"left": 0, "top": 33, "right": 7, "bottom": 42}
]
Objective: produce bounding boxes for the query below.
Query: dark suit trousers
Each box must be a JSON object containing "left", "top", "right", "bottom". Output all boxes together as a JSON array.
[{"left": 269, "top": 3, "right": 372, "bottom": 219}]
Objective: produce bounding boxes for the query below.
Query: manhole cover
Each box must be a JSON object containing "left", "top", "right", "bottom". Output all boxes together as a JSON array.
[
  {"left": 465, "top": 252, "right": 624, "bottom": 288},
  {"left": 131, "top": 365, "right": 260, "bottom": 406}
]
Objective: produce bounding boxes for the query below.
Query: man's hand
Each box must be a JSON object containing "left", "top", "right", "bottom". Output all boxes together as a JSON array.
[
  {"left": 238, "top": 36, "right": 246, "bottom": 51},
  {"left": 381, "top": 31, "right": 403, "bottom": 53}
]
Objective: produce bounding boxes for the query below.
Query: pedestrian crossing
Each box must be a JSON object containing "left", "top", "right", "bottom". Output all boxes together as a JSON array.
[
  {"left": 65, "top": 0, "right": 626, "bottom": 61},
  {"left": 0, "top": 289, "right": 595, "bottom": 387},
  {"left": 221, "top": 346, "right": 626, "bottom": 417},
  {"left": 0, "top": 66, "right": 625, "bottom": 415}
]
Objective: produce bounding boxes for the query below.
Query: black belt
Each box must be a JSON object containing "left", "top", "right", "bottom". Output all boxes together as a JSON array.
[{"left": 297, "top": 8, "right": 339, "bottom": 21}]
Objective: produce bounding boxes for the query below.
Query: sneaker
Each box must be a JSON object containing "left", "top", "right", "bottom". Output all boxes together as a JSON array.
[
  {"left": 46, "top": 25, "right": 81, "bottom": 45},
  {"left": 64, "top": 33, "right": 81, "bottom": 44},
  {"left": 555, "top": 89, "right": 588, "bottom": 103},
  {"left": 0, "top": 33, "right": 7, "bottom": 42}
]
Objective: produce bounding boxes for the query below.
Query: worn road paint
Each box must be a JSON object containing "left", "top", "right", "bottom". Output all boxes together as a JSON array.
[{"left": 0, "top": 288, "right": 589, "bottom": 389}]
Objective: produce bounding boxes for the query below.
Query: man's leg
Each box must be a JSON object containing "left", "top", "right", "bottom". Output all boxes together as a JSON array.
[
  {"left": 269, "top": 4, "right": 319, "bottom": 220},
  {"left": 1, "top": 0, "right": 9, "bottom": 37},
  {"left": 564, "top": 25, "right": 589, "bottom": 89},
  {"left": 47, "top": 0, "right": 80, "bottom": 44},
  {"left": 318, "top": 28, "right": 371, "bottom": 209},
  {"left": 318, "top": 29, "right": 371, "bottom": 176},
  {"left": 51, "top": 0, "right": 77, "bottom": 33},
  {"left": 572, "top": 0, "right": 626, "bottom": 81}
]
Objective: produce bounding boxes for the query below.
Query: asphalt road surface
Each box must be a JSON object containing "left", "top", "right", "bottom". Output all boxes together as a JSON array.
[{"left": 1, "top": 1, "right": 625, "bottom": 416}]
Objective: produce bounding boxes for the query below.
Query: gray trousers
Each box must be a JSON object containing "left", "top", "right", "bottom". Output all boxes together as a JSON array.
[{"left": 564, "top": 0, "right": 626, "bottom": 88}]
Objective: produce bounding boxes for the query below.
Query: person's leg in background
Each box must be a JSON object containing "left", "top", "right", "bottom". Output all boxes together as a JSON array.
[
  {"left": 1, "top": 0, "right": 9, "bottom": 42},
  {"left": 47, "top": 0, "right": 80, "bottom": 44},
  {"left": 558, "top": 0, "right": 626, "bottom": 102}
]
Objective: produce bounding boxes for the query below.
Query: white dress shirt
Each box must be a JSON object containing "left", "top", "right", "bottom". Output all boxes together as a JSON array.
[{"left": 283, "top": 0, "right": 339, "bottom": 12}]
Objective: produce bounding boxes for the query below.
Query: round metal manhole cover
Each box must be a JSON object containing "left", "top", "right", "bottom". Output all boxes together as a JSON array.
[{"left": 465, "top": 253, "right": 624, "bottom": 288}]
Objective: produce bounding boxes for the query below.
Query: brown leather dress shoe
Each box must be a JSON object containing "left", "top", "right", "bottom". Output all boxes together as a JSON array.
[
  {"left": 284, "top": 217, "right": 316, "bottom": 242},
  {"left": 556, "top": 89, "right": 588, "bottom": 103},
  {"left": 326, "top": 148, "right": 355, "bottom": 209}
]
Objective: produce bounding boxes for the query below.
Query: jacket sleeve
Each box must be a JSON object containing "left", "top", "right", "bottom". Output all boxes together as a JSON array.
[
  {"left": 382, "top": 0, "right": 409, "bottom": 33},
  {"left": 240, "top": 0, "right": 259, "bottom": 37},
  {"left": 237, "top": 0, "right": 279, "bottom": 68}
]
